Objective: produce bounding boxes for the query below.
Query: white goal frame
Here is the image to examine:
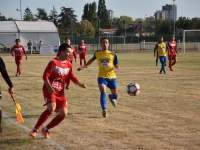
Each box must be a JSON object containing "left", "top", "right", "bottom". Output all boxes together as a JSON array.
[{"left": 182, "top": 30, "right": 200, "bottom": 53}]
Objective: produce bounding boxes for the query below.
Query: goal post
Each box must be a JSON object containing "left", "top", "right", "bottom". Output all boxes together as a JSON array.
[{"left": 182, "top": 30, "right": 200, "bottom": 53}]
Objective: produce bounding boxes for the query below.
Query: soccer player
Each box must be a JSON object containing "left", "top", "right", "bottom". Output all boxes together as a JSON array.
[
  {"left": 29, "top": 43, "right": 86, "bottom": 139},
  {"left": 77, "top": 37, "right": 120, "bottom": 117},
  {"left": 57, "top": 38, "right": 77, "bottom": 89},
  {"left": 154, "top": 37, "right": 168, "bottom": 74},
  {"left": 167, "top": 35, "right": 178, "bottom": 71},
  {"left": 0, "top": 57, "right": 14, "bottom": 132},
  {"left": 78, "top": 39, "right": 87, "bottom": 67},
  {"left": 11, "top": 39, "right": 27, "bottom": 76}
]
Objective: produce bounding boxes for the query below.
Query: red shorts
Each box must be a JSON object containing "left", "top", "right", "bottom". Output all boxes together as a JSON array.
[
  {"left": 43, "top": 90, "right": 68, "bottom": 112},
  {"left": 168, "top": 55, "right": 177, "bottom": 60},
  {"left": 79, "top": 54, "right": 86, "bottom": 59},
  {"left": 15, "top": 57, "right": 22, "bottom": 64}
]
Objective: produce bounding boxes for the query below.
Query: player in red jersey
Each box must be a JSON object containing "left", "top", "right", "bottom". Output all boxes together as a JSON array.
[
  {"left": 78, "top": 39, "right": 87, "bottom": 67},
  {"left": 167, "top": 35, "right": 178, "bottom": 71},
  {"left": 29, "top": 43, "right": 86, "bottom": 139},
  {"left": 11, "top": 39, "right": 27, "bottom": 76},
  {"left": 57, "top": 38, "right": 77, "bottom": 89}
]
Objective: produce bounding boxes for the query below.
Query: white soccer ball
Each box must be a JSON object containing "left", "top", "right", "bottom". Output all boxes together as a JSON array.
[{"left": 126, "top": 83, "right": 140, "bottom": 96}]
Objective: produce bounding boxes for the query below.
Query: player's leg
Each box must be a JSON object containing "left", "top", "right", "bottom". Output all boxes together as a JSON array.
[
  {"left": 0, "top": 108, "right": 2, "bottom": 132},
  {"left": 42, "top": 98, "right": 67, "bottom": 138},
  {"left": 171, "top": 55, "right": 177, "bottom": 66},
  {"left": 159, "top": 56, "right": 166, "bottom": 74},
  {"left": 29, "top": 93, "right": 56, "bottom": 138},
  {"left": 168, "top": 55, "right": 173, "bottom": 71},
  {"left": 98, "top": 78, "right": 108, "bottom": 117},
  {"left": 108, "top": 78, "right": 118, "bottom": 107}
]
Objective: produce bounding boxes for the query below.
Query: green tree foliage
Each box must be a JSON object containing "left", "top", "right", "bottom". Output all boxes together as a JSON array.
[
  {"left": 80, "top": 20, "right": 95, "bottom": 38},
  {"left": 49, "top": 6, "right": 59, "bottom": 25},
  {"left": 176, "top": 17, "right": 194, "bottom": 30},
  {"left": 58, "top": 7, "right": 77, "bottom": 34},
  {"left": 115, "top": 16, "right": 133, "bottom": 36},
  {"left": 82, "top": 2, "right": 98, "bottom": 33},
  {"left": 82, "top": 3, "right": 89, "bottom": 20},
  {"left": 35, "top": 8, "right": 49, "bottom": 21},
  {"left": 155, "top": 19, "right": 174, "bottom": 35},
  {"left": 23, "top": 7, "right": 34, "bottom": 21},
  {"left": 97, "top": 0, "right": 109, "bottom": 28},
  {"left": 0, "top": 12, "right": 7, "bottom": 21}
]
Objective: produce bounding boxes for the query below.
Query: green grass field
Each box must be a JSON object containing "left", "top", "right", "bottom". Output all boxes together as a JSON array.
[{"left": 0, "top": 51, "right": 200, "bottom": 150}]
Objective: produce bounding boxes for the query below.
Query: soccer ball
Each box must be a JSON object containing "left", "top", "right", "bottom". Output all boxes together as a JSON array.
[{"left": 126, "top": 83, "right": 140, "bottom": 96}]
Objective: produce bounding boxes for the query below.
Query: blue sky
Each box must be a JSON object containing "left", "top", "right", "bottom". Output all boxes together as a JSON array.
[{"left": 0, "top": 0, "right": 199, "bottom": 21}]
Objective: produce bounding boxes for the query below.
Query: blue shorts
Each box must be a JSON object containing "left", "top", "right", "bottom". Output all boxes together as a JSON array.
[{"left": 98, "top": 78, "right": 117, "bottom": 89}]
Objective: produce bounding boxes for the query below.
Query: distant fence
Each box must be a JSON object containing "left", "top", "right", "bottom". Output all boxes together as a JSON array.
[{"left": 1, "top": 42, "right": 199, "bottom": 54}]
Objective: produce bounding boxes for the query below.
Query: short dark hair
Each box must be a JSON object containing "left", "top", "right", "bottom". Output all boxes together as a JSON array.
[
  {"left": 15, "top": 39, "right": 20, "bottom": 42},
  {"left": 65, "top": 37, "right": 70, "bottom": 41},
  {"left": 59, "top": 43, "right": 71, "bottom": 51},
  {"left": 100, "top": 37, "right": 109, "bottom": 43}
]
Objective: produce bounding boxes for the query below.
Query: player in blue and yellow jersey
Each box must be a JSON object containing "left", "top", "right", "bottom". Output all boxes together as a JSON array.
[
  {"left": 154, "top": 37, "right": 168, "bottom": 74},
  {"left": 77, "top": 37, "right": 120, "bottom": 117}
]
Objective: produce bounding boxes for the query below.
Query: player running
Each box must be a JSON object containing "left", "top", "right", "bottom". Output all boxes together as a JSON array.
[
  {"left": 29, "top": 43, "right": 86, "bottom": 139},
  {"left": 77, "top": 37, "right": 120, "bottom": 117},
  {"left": 57, "top": 38, "right": 77, "bottom": 89},
  {"left": 78, "top": 39, "right": 87, "bottom": 67},
  {"left": 0, "top": 57, "right": 14, "bottom": 132},
  {"left": 11, "top": 39, "right": 27, "bottom": 76},
  {"left": 154, "top": 37, "right": 168, "bottom": 74},
  {"left": 167, "top": 35, "right": 178, "bottom": 71}
]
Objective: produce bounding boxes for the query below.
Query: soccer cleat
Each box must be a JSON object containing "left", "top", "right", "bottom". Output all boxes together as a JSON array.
[
  {"left": 15, "top": 74, "right": 18, "bottom": 76},
  {"left": 163, "top": 70, "right": 166, "bottom": 74},
  {"left": 159, "top": 71, "right": 162, "bottom": 74},
  {"left": 41, "top": 128, "right": 51, "bottom": 138},
  {"left": 108, "top": 94, "right": 117, "bottom": 107},
  {"left": 19, "top": 74, "right": 22, "bottom": 76},
  {"left": 170, "top": 68, "right": 173, "bottom": 71},
  {"left": 102, "top": 110, "right": 107, "bottom": 117},
  {"left": 29, "top": 130, "right": 37, "bottom": 138}
]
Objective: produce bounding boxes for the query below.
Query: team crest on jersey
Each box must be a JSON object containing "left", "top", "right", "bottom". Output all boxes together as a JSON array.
[
  {"left": 54, "top": 66, "right": 70, "bottom": 75},
  {"left": 100, "top": 58, "right": 110, "bottom": 67}
]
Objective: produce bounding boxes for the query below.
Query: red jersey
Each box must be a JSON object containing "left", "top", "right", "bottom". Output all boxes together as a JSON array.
[
  {"left": 78, "top": 43, "right": 87, "bottom": 55},
  {"left": 167, "top": 41, "right": 178, "bottom": 56},
  {"left": 56, "top": 46, "right": 77, "bottom": 63},
  {"left": 11, "top": 44, "right": 27, "bottom": 57},
  {"left": 43, "top": 57, "right": 78, "bottom": 97}
]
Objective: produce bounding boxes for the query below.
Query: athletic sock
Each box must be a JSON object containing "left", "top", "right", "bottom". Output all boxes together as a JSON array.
[
  {"left": 19, "top": 67, "right": 21, "bottom": 75},
  {"left": 46, "top": 115, "right": 64, "bottom": 130},
  {"left": 172, "top": 62, "right": 176, "bottom": 66},
  {"left": 80, "top": 60, "right": 82, "bottom": 67},
  {"left": 34, "top": 109, "right": 52, "bottom": 130},
  {"left": 100, "top": 92, "right": 106, "bottom": 110}
]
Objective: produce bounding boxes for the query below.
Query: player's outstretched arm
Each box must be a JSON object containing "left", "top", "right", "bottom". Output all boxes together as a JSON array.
[
  {"left": 114, "top": 64, "right": 120, "bottom": 69},
  {"left": 76, "top": 82, "right": 86, "bottom": 89},
  {"left": 77, "top": 59, "right": 94, "bottom": 71}
]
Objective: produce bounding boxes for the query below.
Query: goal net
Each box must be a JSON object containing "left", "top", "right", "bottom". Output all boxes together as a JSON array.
[{"left": 182, "top": 30, "right": 200, "bottom": 53}]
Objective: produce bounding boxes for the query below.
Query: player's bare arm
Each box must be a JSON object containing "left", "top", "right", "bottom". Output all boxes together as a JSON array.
[
  {"left": 76, "top": 82, "right": 86, "bottom": 89},
  {"left": 114, "top": 64, "right": 120, "bottom": 69},
  {"left": 77, "top": 59, "right": 94, "bottom": 71},
  {"left": 44, "top": 80, "right": 55, "bottom": 94}
]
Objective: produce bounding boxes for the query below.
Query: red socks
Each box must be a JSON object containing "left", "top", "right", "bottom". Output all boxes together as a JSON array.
[
  {"left": 46, "top": 115, "right": 64, "bottom": 130},
  {"left": 34, "top": 109, "right": 52, "bottom": 130}
]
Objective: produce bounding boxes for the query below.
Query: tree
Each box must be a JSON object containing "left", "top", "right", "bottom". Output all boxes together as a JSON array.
[
  {"left": 35, "top": 8, "right": 49, "bottom": 21},
  {"left": 58, "top": 7, "right": 77, "bottom": 34},
  {"left": 0, "top": 12, "right": 7, "bottom": 21},
  {"left": 23, "top": 7, "right": 34, "bottom": 21},
  {"left": 176, "top": 17, "right": 194, "bottom": 30},
  {"left": 82, "top": 2, "right": 98, "bottom": 33},
  {"left": 97, "top": 0, "right": 109, "bottom": 28},
  {"left": 81, "top": 20, "right": 95, "bottom": 38},
  {"left": 82, "top": 3, "right": 89, "bottom": 21},
  {"left": 49, "top": 6, "right": 59, "bottom": 25}
]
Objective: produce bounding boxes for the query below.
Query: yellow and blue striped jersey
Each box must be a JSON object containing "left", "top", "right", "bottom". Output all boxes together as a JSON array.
[
  {"left": 154, "top": 42, "right": 168, "bottom": 57},
  {"left": 92, "top": 50, "right": 118, "bottom": 78}
]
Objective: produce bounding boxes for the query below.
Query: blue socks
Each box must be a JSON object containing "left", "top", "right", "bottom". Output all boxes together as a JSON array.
[{"left": 100, "top": 92, "right": 106, "bottom": 110}]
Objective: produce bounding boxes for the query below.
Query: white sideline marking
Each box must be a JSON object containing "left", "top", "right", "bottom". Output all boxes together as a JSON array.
[{"left": 2, "top": 113, "right": 66, "bottom": 150}]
